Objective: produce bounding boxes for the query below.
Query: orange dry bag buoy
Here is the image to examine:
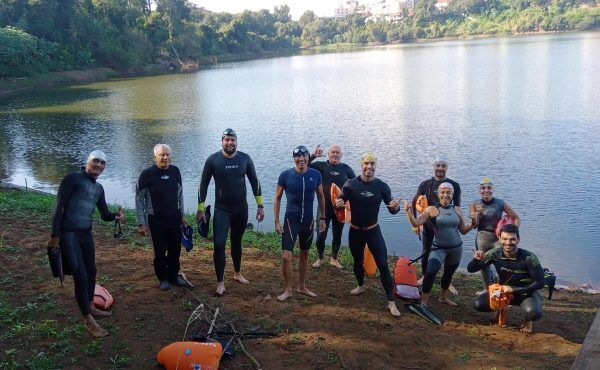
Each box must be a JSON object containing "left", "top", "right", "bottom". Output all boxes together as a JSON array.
[
  {"left": 93, "top": 284, "right": 113, "bottom": 311},
  {"left": 344, "top": 201, "right": 351, "bottom": 224},
  {"left": 393, "top": 257, "right": 420, "bottom": 299},
  {"left": 363, "top": 244, "right": 377, "bottom": 277},
  {"left": 488, "top": 283, "right": 513, "bottom": 327},
  {"left": 415, "top": 195, "right": 428, "bottom": 214},
  {"left": 330, "top": 184, "right": 345, "bottom": 223},
  {"left": 157, "top": 341, "right": 222, "bottom": 370}
]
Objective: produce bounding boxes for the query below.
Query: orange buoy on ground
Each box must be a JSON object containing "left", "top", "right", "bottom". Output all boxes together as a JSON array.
[
  {"left": 93, "top": 284, "right": 113, "bottom": 311},
  {"left": 157, "top": 341, "right": 222, "bottom": 370},
  {"left": 363, "top": 244, "right": 377, "bottom": 276},
  {"left": 488, "top": 283, "right": 513, "bottom": 327},
  {"left": 330, "top": 184, "right": 345, "bottom": 223},
  {"left": 393, "top": 257, "right": 420, "bottom": 299}
]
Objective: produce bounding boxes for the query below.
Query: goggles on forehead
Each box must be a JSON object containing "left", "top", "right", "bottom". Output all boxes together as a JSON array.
[
  {"left": 293, "top": 146, "right": 309, "bottom": 157},
  {"left": 222, "top": 128, "right": 237, "bottom": 139}
]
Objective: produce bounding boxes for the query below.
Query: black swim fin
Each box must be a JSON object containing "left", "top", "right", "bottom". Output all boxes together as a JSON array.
[
  {"left": 419, "top": 304, "right": 444, "bottom": 325},
  {"left": 404, "top": 303, "right": 443, "bottom": 326}
]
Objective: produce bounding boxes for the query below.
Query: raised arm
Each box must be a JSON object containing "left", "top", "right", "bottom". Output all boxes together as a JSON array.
[
  {"left": 404, "top": 203, "right": 435, "bottom": 227},
  {"left": 503, "top": 202, "right": 521, "bottom": 227},
  {"left": 382, "top": 183, "right": 399, "bottom": 215},
  {"left": 456, "top": 207, "right": 475, "bottom": 235}
]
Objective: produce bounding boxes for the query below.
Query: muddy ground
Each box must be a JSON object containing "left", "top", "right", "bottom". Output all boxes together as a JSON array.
[{"left": 0, "top": 189, "right": 598, "bottom": 369}]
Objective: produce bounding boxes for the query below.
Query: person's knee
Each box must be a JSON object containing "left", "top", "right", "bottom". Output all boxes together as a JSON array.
[
  {"left": 522, "top": 303, "right": 543, "bottom": 321},
  {"left": 473, "top": 295, "right": 489, "bottom": 312},
  {"left": 425, "top": 259, "right": 441, "bottom": 277},
  {"left": 282, "top": 251, "right": 292, "bottom": 264}
]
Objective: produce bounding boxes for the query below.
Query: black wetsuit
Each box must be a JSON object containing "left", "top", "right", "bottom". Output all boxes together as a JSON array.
[
  {"left": 468, "top": 247, "right": 545, "bottom": 321},
  {"left": 309, "top": 158, "right": 356, "bottom": 259},
  {"left": 51, "top": 169, "right": 117, "bottom": 315},
  {"left": 412, "top": 177, "right": 461, "bottom": 274},
  {"left": 136, "top": 164, "right": 184, "bottom": 283},
  {"left": 198, "top": 151, "right": 262, "bottom": 282},
  {"left": 340, "top": 176, "right": 399, "bottom": 301}
]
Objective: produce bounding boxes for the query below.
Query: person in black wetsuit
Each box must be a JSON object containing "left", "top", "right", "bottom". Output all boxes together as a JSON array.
[
  {"left": 48, "top": 150, "right": 124, "bottom": 338},
  {"left": 274, "top": 145, "right": 326, "bottom": 301},
  {"left": 412, "top": 158, "right": 461, "bottom": 293},
  {"left": 468, "top": 224, "right": 544, "bottom": 333},
  {"left": 136, "top": 144, "right": 189, "bottom": 291},
  {"left": 334, "top": 152, "right": 402, "bottom": 316},
  {"left": 196, "top": 129, "right": 264, "bottom": 296},
  {"left": 309, "top": 144, "right": 356, "bottom": 269}
]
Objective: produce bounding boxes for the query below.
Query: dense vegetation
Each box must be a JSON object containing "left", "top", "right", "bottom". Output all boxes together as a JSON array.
[{"left": 1, "top": 0, "right": 599, "bottom": 77}]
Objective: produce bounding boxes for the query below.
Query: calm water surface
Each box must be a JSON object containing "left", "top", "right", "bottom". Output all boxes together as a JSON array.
[{"left": 1, "top": 32, "right": 599, "bottom": 285}]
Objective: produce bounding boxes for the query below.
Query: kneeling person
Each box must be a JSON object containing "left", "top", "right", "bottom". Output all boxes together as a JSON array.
[{"left": 468, "top": 224, "right": 544, "bottom": 333}]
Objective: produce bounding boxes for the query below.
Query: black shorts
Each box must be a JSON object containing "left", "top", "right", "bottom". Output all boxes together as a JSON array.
[{"left": 282, "top": 217, "right": 314, "bottom": 252}]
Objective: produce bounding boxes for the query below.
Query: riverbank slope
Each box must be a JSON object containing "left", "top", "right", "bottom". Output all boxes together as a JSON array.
[{"left": 0, "top": 187, "right": 598, "bottom": 369}]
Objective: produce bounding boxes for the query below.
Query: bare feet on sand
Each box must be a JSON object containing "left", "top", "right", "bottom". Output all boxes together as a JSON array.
[
  {"left": 297, "top": 287, "right": 317, "bottom": 297},
  {"left": 439, "top": 297, "right": 458, "bottom": 306},
  {"left": 387, "top": 302, "right": 402, "bottom": 317},
  {"left": 84, "top": 317, "right": 107, "bottom": 338},
  {"left": 312, "top": 259, "right": 323, "bottom": 268},
  {"left": 350, "top": 286, "right": 366, "bottom": 295},
  {"left": 277, "top": 290, "right": 293, "bottom": 301},
  {"left": 215, "top": 282, "right": 226, "bottom": 297},
  {"left": 233, "top": 273, "right": 249, "bottom": 284},
  {"left": 329, "top": 258, "right": 343, "bottom": 269},
  {"left": 448, "top": 283, "right": 459, "bottom": 296},
  {"left": 519, "top": 321, "right": 533, "bottom": 334}
]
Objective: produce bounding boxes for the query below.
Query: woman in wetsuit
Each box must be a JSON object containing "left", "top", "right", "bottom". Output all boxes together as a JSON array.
[
  {"left": 404, "top": 182, "right": 475, "bottom": 306},
  {"left": 470, "top": 177, "right": 521, "bottom": 293},
  {"left": 335, "top": 152, "right": 402, "bottom": 316}
]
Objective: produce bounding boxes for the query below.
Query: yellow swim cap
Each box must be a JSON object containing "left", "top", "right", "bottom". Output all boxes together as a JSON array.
[
  {"left": 360, "top": 152, "right": 377, "bottom": 165},
  {"left": 480, "top": 177, "right": 494, "bottom": 186}
]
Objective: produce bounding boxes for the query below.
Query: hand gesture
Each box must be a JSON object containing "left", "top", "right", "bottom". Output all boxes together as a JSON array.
[
  {"left": 387, "top": 198, "right": 400, "bottom": 212},
  {"left": 472, "top": 249, "right": 485, "bottom": 260},
  {"left": 313, "top": 144, "right": 323, "bottom": 158}
]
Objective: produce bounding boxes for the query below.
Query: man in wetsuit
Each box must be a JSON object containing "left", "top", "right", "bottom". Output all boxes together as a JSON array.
[
  {"left": 412, "top": 158, "right": 461, "bottom": 288},
  {"left": 334, "top": 152, "right": 402, "bottom": 316},
  {"left": 48, "top": 150, "right": 124, "bottom": 337},
  {"left": 136, "top": 144, "right": 188, "bottom": 291},
  {"left": 274, "top": 145, "right": 326, "bottom": 301},
  {"left": 468, "top": 224, "right": 545, "bottom": 333},
  {"left": 196, "top": 129, "right": 264, "bottom": 296},
  {"left": 309, "top": 144, "right": 356, "bottom": 269}
]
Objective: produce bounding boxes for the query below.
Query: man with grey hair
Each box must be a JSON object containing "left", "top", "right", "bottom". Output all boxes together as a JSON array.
[
  {"left": 411, "top": 158, "right": 461, "bottom": 291},
  {"left": 48, "top": 150, "right": 124, "bottom": 337},
  {"left": 136, "top": 144, "right": 188, "bottom": 291}
]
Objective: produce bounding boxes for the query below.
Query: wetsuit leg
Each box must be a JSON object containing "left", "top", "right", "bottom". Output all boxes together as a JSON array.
[
  {"left": 366, "top": 227, "right": 395, "bottom": 301},
  {"left": 421, "top": 229, "right": 434, "bottom": 275},
  {"left": 61, "top": 231, "right": 92, "bottom": 315},
  {"left": 348, "top": 228, "right": 366, "bottom": 286},
  {"left": 213, "top": 208, "right": 231, "bottom": 282},
  {"left": 165, "top": 224, "right": 182, "bottom": 283},
  {"left": 473, "top": 291, "right": 493, "bottom": 312},
  {"left": 513, "top": 292, "right": 543, "bottom": 322},
  {"left": 315, "top": 218, "right": 331, "bottom": 259},
  {"left": 229, "top": 208, "right": 248, "bottom": 273},
  {"left": 440, "top": 246, "right": 462, "bottom": 290},
  {"left": 330, "top": 217, "right": 344, "bottom": 259},
  {"left": 149, "top": 219, "right": 168, "bottom": 281},
  {"left": 298, "top": 219, "right": 314, "bottom": 250},
  {"left": 422, "top": 249, "right": 445, "bottom": 294},
  {"left": 282, "top": 217, "right": 300, "bottom": 252},
  {"left": 476, "top": 231, "right": 498, "bottom": 286},
  {"left": 78, "top": 231, "right": 97, "bottom": 309}
]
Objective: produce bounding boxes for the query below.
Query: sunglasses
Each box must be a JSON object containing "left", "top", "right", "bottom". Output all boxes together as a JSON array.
[
  {"left": 480, "top": 185, "right": 493, "bottom": 190},
  {"left": 92, "top": 158, "right": 106, "bottom": 165},
  {"left": 293, "top": 146, "right": 308, "bottom": 156}
]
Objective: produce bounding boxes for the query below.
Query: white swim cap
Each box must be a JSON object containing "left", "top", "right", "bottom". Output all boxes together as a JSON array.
[
  {"left": 438, "top": 182, "right": 454, "bottom": 191},
  {"left": 87, "top": 150, "right": 107, "bottom": 163}
]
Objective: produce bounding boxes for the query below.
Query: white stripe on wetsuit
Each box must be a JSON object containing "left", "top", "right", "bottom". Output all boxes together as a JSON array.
[{"left": 301, "top": 174, "right": 305, "bottom": 223}]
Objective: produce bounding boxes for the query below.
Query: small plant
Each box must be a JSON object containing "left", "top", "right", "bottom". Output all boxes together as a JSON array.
[
  {"left": 84, "top": 340, "right": 103, "bottom": 357},
  {"left": 457, "top": 352, "right": 472, "bottom": 363}
]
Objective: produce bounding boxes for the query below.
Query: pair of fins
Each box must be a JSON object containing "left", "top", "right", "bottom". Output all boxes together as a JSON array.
[{"left": 404, "top": 302, "right": 444, "bottom": 326}]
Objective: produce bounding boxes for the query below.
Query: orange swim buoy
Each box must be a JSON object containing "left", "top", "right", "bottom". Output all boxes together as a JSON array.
[
  {"left": 488, "top": 283, "right": 513, "bottom": 327},
  {"left": 345, "top": 201, "right": 351, "bottom": 224},
  {"left": 93, "top": 284, "right": 113, "bottom": 311},
  {"left": 363, "top": 244, "right": 377, "bottom": 277},
  {"left": 415, "top": 195, "right": 428, "bottom": 214},
  {"left": 330, "top": 184, "right": 345, "bottom": 223},
  {"left": 156, "top": 341, "right": 222, "bottom": 370}
]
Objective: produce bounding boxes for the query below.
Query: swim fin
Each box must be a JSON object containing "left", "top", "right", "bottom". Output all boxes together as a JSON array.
[{"left": 404, "top": 303, "right": 443, "bottom": 326}]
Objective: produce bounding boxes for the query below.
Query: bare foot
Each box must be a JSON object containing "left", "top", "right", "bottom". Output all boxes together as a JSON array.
[
  {"left": 387, "top": 302, "right": 402, "bottom": 317},
  {"left": 350, "top": 286, "right": 366, "bottom": 295},
  {"left": 329, "top": 258, "right": 343, "bottom": 269},
  {"left": 312, "top": 259, "right": 323, "bottom": 268},
  {"left": 439, "top": 297, "right": 458, "bottom": 306},
  {"left": 215, "top": 282, "right": 226, "bottom": 297},
  {"left": 416, "top": 277, "right": 423, "bottom": 286},
  {"left": 277, "top": 290, "right": 293, "bottom": 301},
  {"left": 89, "top": 306, "right": 112, "bottom": 317},
  {"left": 233, "top": 273, "right": 249, "bottom": 285},
  {"left": 84, "top": 318, "right": 108, "bottom": 338},
  {"left": 297, "top": 287, "right": 317, "bottom": 297},
  {"left": 519, "top": 321, "right": 533, "bottom": 334},
  {"left": 448, "top": 283, "right": 459, "bottom": 296}
]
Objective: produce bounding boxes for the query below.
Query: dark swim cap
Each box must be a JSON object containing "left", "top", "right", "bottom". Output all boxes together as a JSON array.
[{"left": 222, "top": 128, "right": 237, "bottom": 139}]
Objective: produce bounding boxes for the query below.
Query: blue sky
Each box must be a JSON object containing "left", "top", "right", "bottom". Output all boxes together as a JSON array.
[{"left": 189, "top": 0, "right": 343, "bottom": 19}]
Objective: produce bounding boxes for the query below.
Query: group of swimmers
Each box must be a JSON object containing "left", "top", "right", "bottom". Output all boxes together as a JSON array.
[{"left": 48, "top": 128, "right": 547, "bottom": 338}]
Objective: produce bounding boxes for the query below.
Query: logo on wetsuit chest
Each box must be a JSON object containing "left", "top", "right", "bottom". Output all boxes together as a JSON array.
[
  {"left": 360, "top": 191, "right": 374, "bottom": 197},
  {"left": 161, "top": 175, "right": 170, "bottom": 180},
  {"left": 329, "top": 171, "right": 340, "bottom": 176},
  {"left": 225, "top": 165, "right": 239, "bottom": 169}
]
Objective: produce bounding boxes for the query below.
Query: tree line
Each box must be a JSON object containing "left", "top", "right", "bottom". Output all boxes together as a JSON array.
[{"left": 1, "top": 0, "right": 599, "bottom": 77}]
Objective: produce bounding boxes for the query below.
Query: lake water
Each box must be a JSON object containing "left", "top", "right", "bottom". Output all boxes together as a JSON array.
[{"left": 1, "top": 32, "right": 599, "bottom": 286}]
